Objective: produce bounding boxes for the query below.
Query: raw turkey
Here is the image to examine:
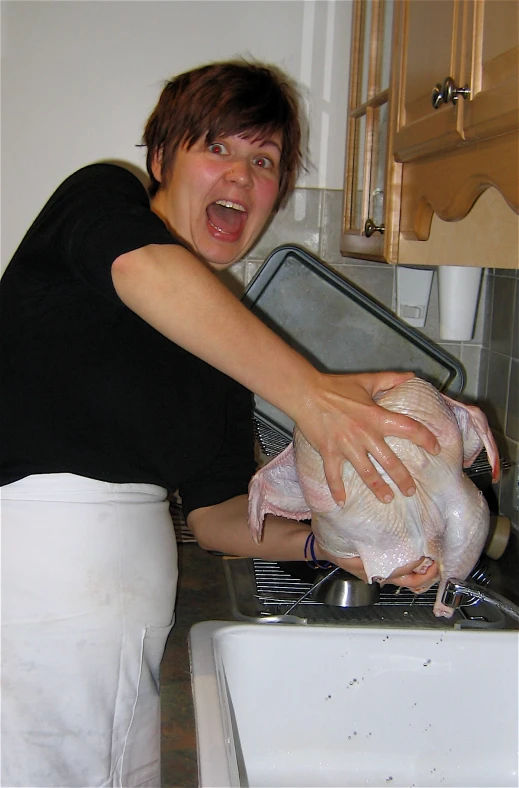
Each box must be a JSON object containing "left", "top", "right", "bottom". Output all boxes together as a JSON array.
[{"left": 248, "top": 378, "right": 500, "bottom": 617}]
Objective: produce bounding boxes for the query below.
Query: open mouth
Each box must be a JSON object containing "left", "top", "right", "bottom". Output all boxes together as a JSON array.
[{"left": 206, "top": 200, "right": 247, "bottom": 237}]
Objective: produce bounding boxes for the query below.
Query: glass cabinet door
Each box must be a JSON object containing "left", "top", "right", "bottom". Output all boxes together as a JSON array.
[
  {"left": 341, "top": 0, "right": 401, "bottom": 263},
  {"left": 370, "top": 103, "right": 388, "bottom": 227},
  {"left": 379, "top": 0, "right": 394, "bottom": 92},
  {"left": 344, "top": 114, "right": 366, "bottom": 233}
]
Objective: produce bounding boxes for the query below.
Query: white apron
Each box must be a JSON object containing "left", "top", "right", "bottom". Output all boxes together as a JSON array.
[{"left": 1, "top": 473, "right": 178, "bottom": 788}]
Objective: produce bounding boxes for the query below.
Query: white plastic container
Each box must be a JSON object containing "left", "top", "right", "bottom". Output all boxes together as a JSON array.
[
  {"left": 438, "top": 266, "right": 483, "bottom": 341},
  {"left": 396, "top": 266, "right": 434, "bottom": 328}
]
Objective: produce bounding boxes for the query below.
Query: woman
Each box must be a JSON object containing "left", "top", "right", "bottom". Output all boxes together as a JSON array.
[{"left": 0, "top": 60, "right": 439, "bottom": 787}]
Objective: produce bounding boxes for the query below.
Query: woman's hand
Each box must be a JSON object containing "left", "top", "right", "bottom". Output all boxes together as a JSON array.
[
  {"left": 321, "top": 550, "right": 440, "bottom": 592},
  {"left": 293, "top": 370, "right": 441, "bottom": 506},
  {"left": 385, "top": 558, "right": 440, "bottom": 592}
]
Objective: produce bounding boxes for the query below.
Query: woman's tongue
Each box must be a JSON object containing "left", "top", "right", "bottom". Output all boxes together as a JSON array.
[{"left": 207, "top": 202, "right": 246, "bottom": 236}]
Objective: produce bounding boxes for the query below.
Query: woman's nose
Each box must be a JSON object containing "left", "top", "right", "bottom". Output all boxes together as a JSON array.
[{"left": 224, "top": 159, "right": 253, "bottom": 187}]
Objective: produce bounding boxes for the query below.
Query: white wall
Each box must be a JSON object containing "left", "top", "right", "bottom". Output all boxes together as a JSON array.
[{"left": 1, "top": 0, "right": 352, "bottom": 269}]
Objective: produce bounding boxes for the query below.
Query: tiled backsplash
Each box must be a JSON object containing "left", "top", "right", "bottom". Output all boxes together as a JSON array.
[{"left": 222, "top": 187, "right": 519, "bottom": 531}]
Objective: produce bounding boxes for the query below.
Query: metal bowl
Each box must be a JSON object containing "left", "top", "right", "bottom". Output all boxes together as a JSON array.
[{"left": 313, "top": 569, "right": 380, "bottom": 607}]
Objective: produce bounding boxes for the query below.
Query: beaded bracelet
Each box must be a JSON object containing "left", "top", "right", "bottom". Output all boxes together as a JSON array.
[{"left": 304, "top": 532, "right": 334, "bottom": 569}]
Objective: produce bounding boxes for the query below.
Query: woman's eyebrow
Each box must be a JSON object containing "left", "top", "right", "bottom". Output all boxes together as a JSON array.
[{"left": 258, "top": 138, "right": 282, "bottom": 155}]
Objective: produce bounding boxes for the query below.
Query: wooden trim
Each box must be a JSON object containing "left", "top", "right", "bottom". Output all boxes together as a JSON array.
[
  {"left": 367, "top": 0, "right": 380, "bottom": 100},
  {"left": 349, "top": 0, "right": 364, "bottom": 111},
  {"left": 394, "top": 120, "right": 465, "bottom": 162},
  {"left": 343, "top": 112, "right": 357, "bottom": 231},
  {"left": 349, "top": 89, "right": 390, "bottom": 118},
  {"left": 398, "top": 184, "right": 519, "bottom": 268},
  {"left": 393, "top": 0, "right": 407, "bottom": 136},
  {"left": 364, "top": 108, "right": 375, "bottom": 224},
  {"left": 342, "top": 0, "right": 364, "bottom": 234},
  {"left": 371, "top": 0, "right": 385, "bottom": 96},
  {"left": 464, "top": 55, "right": 519, "bottom": 141},
  {"left": 383, "top": 1, "right": 405, "bottom": 264},
  {"left": 340, "top": 230, "right": 384, "bottom": 260},
  {"left": 470, "top": 0, "right": 483, "bottom": 95},
  {"left": 464, "top": 76, "right": 519, "bottom": 141},
  {"left": 483, "top": 46, "right": 519, "bottom": 90},
  {"left": 399, "top": 130, "right": 519, "bottom": 240}
]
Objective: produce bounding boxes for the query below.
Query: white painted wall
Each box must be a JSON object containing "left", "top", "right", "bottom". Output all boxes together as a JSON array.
[{"left": 1, "top": 0, "right": 352, "bottom": 269}]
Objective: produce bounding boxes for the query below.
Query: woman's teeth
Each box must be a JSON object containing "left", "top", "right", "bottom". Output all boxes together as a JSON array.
[
  {"left": 207, "top": 200, "right": 247, "bottom": 235},
  {"left": 215, "top": 200, "right": 246, "bottom": 212}
]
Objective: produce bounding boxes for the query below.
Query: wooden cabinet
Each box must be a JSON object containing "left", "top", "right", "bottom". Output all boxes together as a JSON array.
[
  {"left": 341, "top": 0, "right": 518, "bottom": 267},
  {"left": 392, "top": 0, "right": 519, "bottom": 249},
  {"left": 393, "top": 0, "right": 467, "bottom": 161},
  {"left": 393, "top": 0, "right": 519, "bottom": 162},
  {"left": 340, "top": 0, "right": 402, "bottom": 263}
]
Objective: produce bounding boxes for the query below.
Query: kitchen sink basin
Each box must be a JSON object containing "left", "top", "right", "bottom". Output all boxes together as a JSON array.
[{"left": 189, "top": 621, "right": 518, "bottom": 787}]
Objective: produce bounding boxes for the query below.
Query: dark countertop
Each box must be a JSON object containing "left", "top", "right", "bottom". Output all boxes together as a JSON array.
[{"left": 160, "top": 543, "right": 233, "bottom": 788}]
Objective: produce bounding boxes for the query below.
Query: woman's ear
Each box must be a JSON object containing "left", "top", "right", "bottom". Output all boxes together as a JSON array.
[{"left": 151, "top": 149, "right": 163, "bottom": 183}]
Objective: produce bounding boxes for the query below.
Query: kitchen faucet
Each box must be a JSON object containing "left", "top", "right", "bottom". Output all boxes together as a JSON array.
[{"left": 442, "top": 577, "right": 519, "bottom": 623}]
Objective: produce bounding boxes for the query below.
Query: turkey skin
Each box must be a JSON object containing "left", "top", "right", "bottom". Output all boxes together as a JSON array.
[{"left": 248, "top": 378, "right": 500, "bottom": 617}]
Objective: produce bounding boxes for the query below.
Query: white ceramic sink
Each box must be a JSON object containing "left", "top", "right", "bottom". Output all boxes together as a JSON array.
[{"left": 189, "top": 622, "right": 518, "bottom": 788}]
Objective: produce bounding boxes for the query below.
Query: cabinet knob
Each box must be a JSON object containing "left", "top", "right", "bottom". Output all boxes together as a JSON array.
[
  {"left": 364, "top": 218, "right": 385, "bottom": 237},
  {"left": 432, "top": 76, "right": 470, "bottom": 108},
  {"left": 432, "top": 83, "right": 444, "bottom": 109}
]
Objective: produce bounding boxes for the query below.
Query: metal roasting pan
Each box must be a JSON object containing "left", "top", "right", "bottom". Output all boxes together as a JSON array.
[{"left": 242, "top": 245, "right": 465, "bottom": 440}]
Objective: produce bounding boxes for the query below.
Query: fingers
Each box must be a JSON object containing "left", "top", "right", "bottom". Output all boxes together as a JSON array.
[
  {"left": 364, "top": 370, "right": 415, "bottom": 395},
  {"left": 357, "top": 441, "right": 416, "bottom": 502},
  {"left": 322, "top": 456, "right": 347, "bottom": 506},
  {"left": 386, "top": 560, "right": 440, "bottom": 591},
  {"left": 324, "top": 441, "right": 415, "bottom": 505},
  {"left": 387, "top": 558, "right": 430, "bottom": 578},
  {"left": 387, "top": 411, "right": 440, "bottom": 457},
  {"left": 324, "top": 554, "right": 440, "bottom": 591},
  {"left": 323, "top": 449, "right": 407, "bottom": 505},
  {"left": 352, "top": 411, "right": 440, "bottom": 502}
]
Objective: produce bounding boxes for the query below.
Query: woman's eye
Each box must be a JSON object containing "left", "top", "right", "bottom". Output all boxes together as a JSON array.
[
  {"left": 208, "top": 142, "right": 228, "bottom": 155},
  {"left": 253, "top": 155, "right": 274, "bottom": 169}
]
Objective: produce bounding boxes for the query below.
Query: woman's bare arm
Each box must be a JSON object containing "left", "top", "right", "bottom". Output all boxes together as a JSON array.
[
  {"left": 112, "top": 244, "right": 440, "bottom": 504},
  {"left": 187, "top": 495, "right": 439, "bottom": 590}
]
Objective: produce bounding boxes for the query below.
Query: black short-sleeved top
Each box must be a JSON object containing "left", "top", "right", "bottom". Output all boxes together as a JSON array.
[{"left": 0, "top": 163, "right": 256, "bottom": 516}]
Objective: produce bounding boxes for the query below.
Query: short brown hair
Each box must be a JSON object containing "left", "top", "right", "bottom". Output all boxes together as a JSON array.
[{"left": 143, "top": 59, "right": 304, "bottom": 210}]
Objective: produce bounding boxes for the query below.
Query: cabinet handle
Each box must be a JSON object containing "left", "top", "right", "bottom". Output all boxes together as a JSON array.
[
  {"left": 432, "top": 76, "right": 470, "bottom": 109},
  {"left": 364, "top": 218, "right": 385, "bottom": 237}
]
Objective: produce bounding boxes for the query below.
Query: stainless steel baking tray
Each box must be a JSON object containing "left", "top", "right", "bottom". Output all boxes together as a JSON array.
[{"left": 242, "top": 245, "right": 465, "bottom": 438}]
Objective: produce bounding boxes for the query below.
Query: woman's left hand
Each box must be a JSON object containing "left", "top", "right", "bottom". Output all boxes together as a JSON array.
[{"left": 321, "top": 550, "right": 440, "bottom": 592}]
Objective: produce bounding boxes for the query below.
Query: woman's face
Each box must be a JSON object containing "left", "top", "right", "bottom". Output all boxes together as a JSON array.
[{"left": 151, "top": 132, "right": 282, "bottom": 270}]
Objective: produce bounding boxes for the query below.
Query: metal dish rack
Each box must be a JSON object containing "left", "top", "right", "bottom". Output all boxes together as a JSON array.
[{"left": 223, "top": 556, "right": 506, "bottom": 628}]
